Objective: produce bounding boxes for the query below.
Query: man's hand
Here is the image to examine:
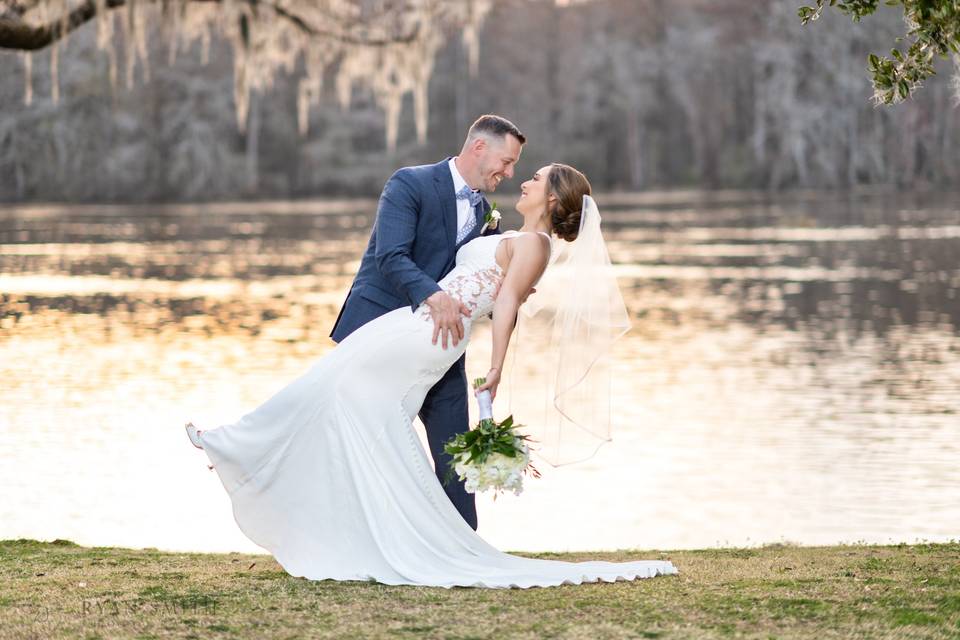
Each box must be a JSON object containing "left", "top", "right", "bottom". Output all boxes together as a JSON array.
[
  {"left": 493, "top": 279, "right": 536, "bottom": 304},
  {"left": 425, "top": 291, "right": 471, "bottom": 349}
]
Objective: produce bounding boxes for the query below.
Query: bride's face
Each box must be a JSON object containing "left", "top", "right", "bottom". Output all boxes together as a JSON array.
[{"left": 516, "top": 165, "right": 553, "bottom": 216}]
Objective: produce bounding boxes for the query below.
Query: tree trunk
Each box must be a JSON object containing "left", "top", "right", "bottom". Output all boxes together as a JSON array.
[
  {"left": 245, "top": 89, "right": 260, "bottom": 192},
  {"left": 626, "top": 106, "right": 644, "bottom": 190}
]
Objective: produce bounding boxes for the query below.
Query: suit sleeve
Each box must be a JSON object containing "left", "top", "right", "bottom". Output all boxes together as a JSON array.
[{"left": 373, "top": 170, "right": 443, "bottom": 311}]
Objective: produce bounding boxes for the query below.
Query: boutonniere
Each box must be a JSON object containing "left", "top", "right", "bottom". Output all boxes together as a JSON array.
[{"left": 481, "top": 202, "right": 501, "bottom": 232}]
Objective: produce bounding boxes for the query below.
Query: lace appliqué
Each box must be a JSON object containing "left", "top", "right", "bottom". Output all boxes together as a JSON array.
[{"left": 416, "top": 265, "right": 504, "bottom": 323}]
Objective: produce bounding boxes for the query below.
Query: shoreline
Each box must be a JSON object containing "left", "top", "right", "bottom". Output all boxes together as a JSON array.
[{"left": 3, "top": 538, "right": 957, "bottom": 639}]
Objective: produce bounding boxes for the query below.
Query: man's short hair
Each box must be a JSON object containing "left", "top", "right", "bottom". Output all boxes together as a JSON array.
[{"left": 466, "top": 114, "right": 526, "bottom": 146}]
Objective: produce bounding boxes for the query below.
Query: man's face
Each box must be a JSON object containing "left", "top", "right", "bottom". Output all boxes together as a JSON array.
[{"left": 476, "top": 134, "right": 523, "bottom": 192}]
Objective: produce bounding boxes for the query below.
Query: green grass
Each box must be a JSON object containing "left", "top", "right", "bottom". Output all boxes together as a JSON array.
[{"left": 1, "top": 538, "right": 958, "bottom": 639}]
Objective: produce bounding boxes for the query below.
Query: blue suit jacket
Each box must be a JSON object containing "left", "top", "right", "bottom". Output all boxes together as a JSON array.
[{"left": 330, "top": 158, "right": 501, "bottom": 343}]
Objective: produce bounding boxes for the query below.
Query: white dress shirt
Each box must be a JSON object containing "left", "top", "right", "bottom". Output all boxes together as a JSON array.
[{"left": 448, "top": 158, "right": 479, "bottom": 233}]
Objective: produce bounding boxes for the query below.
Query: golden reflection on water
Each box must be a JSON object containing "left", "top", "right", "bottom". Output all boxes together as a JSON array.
[{"left": 1, "top": 191, "right": 959, "bottom": 553}]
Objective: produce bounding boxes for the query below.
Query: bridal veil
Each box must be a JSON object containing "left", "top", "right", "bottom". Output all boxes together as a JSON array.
[{"left": 504, "top": 194, "right": 632, "bottom": 466}]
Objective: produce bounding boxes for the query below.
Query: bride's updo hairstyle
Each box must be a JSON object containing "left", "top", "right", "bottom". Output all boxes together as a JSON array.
[{"left": 546, "top": 163, "right": 592, "bottom": 242}]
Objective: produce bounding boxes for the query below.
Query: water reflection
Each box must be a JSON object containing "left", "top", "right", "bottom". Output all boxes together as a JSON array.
[{"left": 1, "top": 190, "right": 958, "bottom": 553}]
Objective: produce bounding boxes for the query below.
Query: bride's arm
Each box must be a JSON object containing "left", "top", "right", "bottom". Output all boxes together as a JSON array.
[{"left": 477, "top": 233, "right": 550, "bottom": 400}]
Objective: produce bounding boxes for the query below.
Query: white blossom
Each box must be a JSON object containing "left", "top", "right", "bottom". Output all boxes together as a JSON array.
[{"left": 452, "top": 439, "right": 531, "bottom": 497}]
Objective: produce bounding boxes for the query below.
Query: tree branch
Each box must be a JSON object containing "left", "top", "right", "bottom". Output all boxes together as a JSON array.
[
  {"left": 0, "top": 0, "right": 124, "bottom": 50},
  {"left": 0, "top": 0, "right": 420, "bottom": 51}
]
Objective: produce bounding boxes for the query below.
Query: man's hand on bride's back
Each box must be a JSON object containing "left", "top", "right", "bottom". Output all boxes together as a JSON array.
[{"left": 425, "top": 291, "right": 471, "bottom": 349}]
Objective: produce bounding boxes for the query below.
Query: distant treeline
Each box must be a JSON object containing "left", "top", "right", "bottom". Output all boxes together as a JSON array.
[{"left": 0, "top": 0, "right": 957, "bottom": 202}]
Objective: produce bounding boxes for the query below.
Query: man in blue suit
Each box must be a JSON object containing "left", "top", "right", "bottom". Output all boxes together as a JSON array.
[{"left": 330, "top": 115, "right": 526, "bottom": 530}]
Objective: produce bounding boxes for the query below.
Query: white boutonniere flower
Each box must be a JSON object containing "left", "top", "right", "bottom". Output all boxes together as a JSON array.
[{"left": 481, "top": 202, "right": 501, "bottom": 232}]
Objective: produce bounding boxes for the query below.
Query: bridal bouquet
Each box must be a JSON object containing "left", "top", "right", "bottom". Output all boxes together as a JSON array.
[{"left": 443, "top": 377, "right": 541, "bottom": 497}]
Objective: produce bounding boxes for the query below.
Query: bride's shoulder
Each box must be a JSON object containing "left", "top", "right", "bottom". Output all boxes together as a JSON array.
[{"left": 505, "top": 231, "right": 550, "bottom": 260}]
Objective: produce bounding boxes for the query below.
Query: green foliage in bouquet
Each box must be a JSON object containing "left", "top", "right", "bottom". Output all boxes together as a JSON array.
[{"left": 445, "top": 413, "right": 526, "bottom": 464}]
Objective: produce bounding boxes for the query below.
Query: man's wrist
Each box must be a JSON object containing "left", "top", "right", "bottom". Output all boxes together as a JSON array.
[
  {"left": 416, "top": 283, "right": 443, "bottom": 308},
  {"left": 427, "top": 291, "right": 457, "bottom": 314}
]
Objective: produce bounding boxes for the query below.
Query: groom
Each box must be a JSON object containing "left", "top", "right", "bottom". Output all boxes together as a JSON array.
[{"left": 330, "top": 114, "right": 526, "bottom": 530}]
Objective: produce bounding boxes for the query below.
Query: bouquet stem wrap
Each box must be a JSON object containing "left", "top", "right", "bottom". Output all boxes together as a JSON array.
[{"left": 476, "top": 388, "right": 494, "bottom": 422}]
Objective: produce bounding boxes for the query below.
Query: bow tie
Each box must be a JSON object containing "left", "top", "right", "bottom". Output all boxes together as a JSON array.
[{"left": 456, "top": 185, "right": 483, "bottom": 208}]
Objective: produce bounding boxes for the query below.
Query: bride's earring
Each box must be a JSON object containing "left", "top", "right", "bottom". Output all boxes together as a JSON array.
[{"left": 185, "top": 422, "right": 204, "bottom": 449}]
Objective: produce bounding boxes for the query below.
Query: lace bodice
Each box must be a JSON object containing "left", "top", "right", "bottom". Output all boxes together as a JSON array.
[{"left": 416, "top": 230, "right": 551, "bottom": 323}]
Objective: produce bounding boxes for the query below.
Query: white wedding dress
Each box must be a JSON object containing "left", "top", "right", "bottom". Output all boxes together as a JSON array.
[{"left": 197, "top": 230, "right": 679, "bottom": 588}]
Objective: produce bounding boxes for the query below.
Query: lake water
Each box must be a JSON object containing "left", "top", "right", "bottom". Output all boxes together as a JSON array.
[{"left": 1, "top": 189, "right": 958, "bottom": 554}]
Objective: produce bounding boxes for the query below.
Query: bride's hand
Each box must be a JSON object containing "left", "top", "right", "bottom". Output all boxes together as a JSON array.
[{"left": 475, "top": 368, "right": 501, "bottom": 401}]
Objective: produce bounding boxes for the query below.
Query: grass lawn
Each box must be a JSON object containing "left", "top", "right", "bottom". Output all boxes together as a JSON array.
[{"left": 1, "top": 538, "right": 958, "bottom": 639}]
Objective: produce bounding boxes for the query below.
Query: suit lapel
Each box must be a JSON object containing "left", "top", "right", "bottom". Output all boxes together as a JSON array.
[
  {"left": 476, "top": 198, "right": 489, "bottom": 231},
  {"left": 474, "top": 197, "right": 495, "bottom": 237},
  {"left": 433, "top": 158, "right": 458, "bottom": 250}
]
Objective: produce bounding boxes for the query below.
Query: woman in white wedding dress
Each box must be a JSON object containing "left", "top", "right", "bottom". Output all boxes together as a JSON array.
[{"left": 185, "top": 163, "right": 679, "bottom": 588}]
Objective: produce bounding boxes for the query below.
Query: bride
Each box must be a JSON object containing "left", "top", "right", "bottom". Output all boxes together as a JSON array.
[{"left": 184, "top": 162, "right": 679, "bottom": 588}]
